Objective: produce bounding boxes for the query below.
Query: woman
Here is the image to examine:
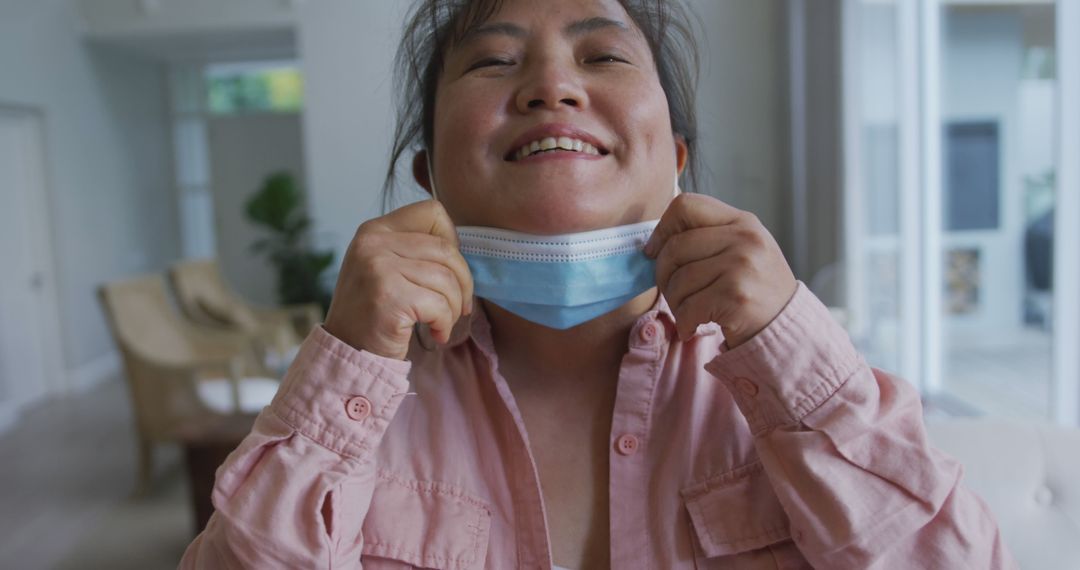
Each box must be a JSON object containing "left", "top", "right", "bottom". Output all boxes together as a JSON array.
[{"left": 180, "top": 0, "right": 1015, "bottom": 568}]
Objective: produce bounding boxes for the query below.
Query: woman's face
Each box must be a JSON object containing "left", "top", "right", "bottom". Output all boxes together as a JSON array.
[{"left": 425, "top": 0, "right": 686, "bottom": 233}]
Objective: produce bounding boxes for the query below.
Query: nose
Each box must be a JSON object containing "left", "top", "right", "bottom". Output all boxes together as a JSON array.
[{"left": 515, "top": 58, "right": 587, "bottom": 113}]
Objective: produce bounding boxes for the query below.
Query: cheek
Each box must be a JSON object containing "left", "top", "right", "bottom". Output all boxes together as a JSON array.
[
  {"left": 608, "top": 82, "right": 679, "bottom": 201},
  {"left": 430, "top": 85, "right": 507, "bottom": 217},
  {"left": 610, "top": 82, "right": 674, "bottom": 156},
  {"left": 435, "top": 86, "right": 504, "bottom": 157}
]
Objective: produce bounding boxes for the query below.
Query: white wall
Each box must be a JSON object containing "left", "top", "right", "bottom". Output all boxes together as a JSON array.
[
  {"left": 0, "top": 0, "right": 177, "bottom": 390},
  {"left": 296, "top": 1, "right": 786, "bottom": 267},
  {"left": 792, "top": 0, "right": 843, "bottom": 294},
  {"left": 690, "top": 0, "right": 786, "bottom": 241},
  {"left": 296, "top": 1, "right": 409, "bottom": 263},
  {"left": 208, "top": 113, "right": 306, "bottom": 306}
]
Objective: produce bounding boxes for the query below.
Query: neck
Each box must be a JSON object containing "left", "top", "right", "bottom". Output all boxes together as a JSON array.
[{"left": 483, "top": 287, "right": 659, "bottom": 392}]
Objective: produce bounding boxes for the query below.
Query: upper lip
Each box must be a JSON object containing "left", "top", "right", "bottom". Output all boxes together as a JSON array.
[{"left": 504, "top": 123, "right": 610, "bottom": 161}]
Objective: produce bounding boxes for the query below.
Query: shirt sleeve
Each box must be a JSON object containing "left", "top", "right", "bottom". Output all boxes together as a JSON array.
[
  {"left": 704, "top": 283, "right": 1018, "bottom": 569},
  {"left": 178, "top": 325, "right": 412, "bottom": 569}
]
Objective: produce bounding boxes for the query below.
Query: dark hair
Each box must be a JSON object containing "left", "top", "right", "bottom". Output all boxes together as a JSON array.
[{"left": 383, "top": 0, "right": 701, "bottom": 211}]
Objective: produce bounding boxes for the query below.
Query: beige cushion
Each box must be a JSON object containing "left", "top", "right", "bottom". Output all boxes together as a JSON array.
[
  {"left": 195, "top": 377, "right": 280, "bottom": 415},
  {"left": 926, "top": 419, "right": 1080, "bottom": 569}
]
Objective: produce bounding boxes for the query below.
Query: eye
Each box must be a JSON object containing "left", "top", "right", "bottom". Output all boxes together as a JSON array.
[
  {"left": 467, "top": 57, "right": 516, "bottom": 71},
  {"left": 587, "top": 53, "right": 630, "bottom": 64}
]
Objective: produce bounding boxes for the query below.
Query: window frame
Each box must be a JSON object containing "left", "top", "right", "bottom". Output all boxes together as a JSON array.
[{"left": 841, "top": 0, "right": 1080, "bottom": 425}]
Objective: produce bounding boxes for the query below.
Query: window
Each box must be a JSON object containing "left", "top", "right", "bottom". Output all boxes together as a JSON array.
[
  {"left": 205, "top": 61, "right": 304, "bottom": 114},
  {"left": 842, "top": 0, "right": 1080, "bottom": 425}
]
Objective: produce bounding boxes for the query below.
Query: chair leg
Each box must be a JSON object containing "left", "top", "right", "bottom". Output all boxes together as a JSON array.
[{"left": 132, "top": 437, "right": 154, "bottom": 499}]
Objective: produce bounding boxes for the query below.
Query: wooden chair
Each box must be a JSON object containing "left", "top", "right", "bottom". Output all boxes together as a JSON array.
[
  {"left": 168, "top": 259, "right": 322, "bottom": 373},
  {"left": 97, "top": 274, "right": 278, "bottom": 497}
]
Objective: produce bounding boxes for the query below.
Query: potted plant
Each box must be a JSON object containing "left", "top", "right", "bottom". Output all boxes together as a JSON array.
[{"left": 246, "top": 171, "right": 334, "bottom": 313}]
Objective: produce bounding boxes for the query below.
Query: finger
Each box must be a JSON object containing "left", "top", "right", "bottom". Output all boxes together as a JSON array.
[
  {"left": 662, "top": 253, "right": 728, "bottom": 313},
  {"left": 671, "top": 278, "right": 739, "bottom": 342},
  {"left": 364, "top": 199, "right": 460, "bottom": 247},
  {"left": 653, "top": 225, "right": 741, "bottom": 293},
  {"left": 644, "top": 194, "right": 746, "bottom": 258},
  {"left": 381, "top": 233, "right": 475, "bottom": 314},
  {"left": 398, "top": 258, "right": 465, "bottom": 327},
  {"left": 424, "top": 199, "right": 461, "bottom": 247},
  {"left": 398, "top": 276, "right": 456, "bottom": 344}
]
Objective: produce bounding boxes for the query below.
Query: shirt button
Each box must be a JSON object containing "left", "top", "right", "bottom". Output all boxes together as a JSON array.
[
  {"left": 615, "top": 434, "right": 639, "bottom": 456},
  {"left": 639, "top": 322, "right": 659, "bottom": 343},
  {"left": 345, "top": 396, "right": 372, "bottom": 421},
  {"left": 735, "top": 377, "right": 759, "bottom": 397}
]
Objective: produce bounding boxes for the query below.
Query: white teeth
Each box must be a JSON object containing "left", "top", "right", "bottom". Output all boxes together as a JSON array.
[{"left": 512, "top": 136, "right": 603, "bottom": 160}]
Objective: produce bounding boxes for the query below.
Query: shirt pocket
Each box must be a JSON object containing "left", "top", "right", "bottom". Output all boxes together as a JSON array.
[
  {"left": 360, "top": 472, "right": 492, "bottom": 570},
  {"left": 680, "top": 462, "right": 810, "bottom": 570}
]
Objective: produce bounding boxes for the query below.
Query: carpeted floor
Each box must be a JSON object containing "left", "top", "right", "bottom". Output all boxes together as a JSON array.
[
  {"left": 52, "top": 463, "right": 191, "bottom": 570},
  {"left": 0, "top": 378, "right": 195, "bottom": 570}
]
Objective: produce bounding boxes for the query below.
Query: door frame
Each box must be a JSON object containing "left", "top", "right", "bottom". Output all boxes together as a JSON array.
[
  {"left": 1053, "top": 0, "right": 1080, "bottom": 425},
  {"left": 0, "top": 103, "right": 67, "bottom": 432}
]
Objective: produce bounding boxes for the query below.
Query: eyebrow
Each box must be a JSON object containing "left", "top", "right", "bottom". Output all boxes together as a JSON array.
[
  {"left": 565, "top": 16, "right": 630, "bottom": 36},
  {"left": 462, "top": 16, "right": 630, "bottom": 44}
]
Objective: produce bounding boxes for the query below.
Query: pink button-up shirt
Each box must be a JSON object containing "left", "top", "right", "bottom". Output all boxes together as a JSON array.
[{"left": 179, "top": 284, "right": 1015, "bottom": 569}]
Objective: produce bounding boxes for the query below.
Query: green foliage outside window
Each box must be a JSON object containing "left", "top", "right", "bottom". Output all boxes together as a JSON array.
[{"left": 207, "top": 65, "right": 304, "bottom": 114}]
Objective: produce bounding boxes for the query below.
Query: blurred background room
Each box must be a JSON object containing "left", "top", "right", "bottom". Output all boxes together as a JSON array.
[{"left": 0, "top": 0, "right": 1078, "bottom": 568}]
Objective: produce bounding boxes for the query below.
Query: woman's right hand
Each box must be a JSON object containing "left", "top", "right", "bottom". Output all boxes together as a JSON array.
[{"left": 323, "top": 200, "right": 474, "bottom": 360}]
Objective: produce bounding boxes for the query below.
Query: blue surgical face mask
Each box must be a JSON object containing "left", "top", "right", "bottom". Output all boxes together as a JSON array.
[
  {"left": 457, "top": 220, "right": 660, "bottom": 329},
  {"left": 430, "top": 154, "right": 681, "bottom": 329}
]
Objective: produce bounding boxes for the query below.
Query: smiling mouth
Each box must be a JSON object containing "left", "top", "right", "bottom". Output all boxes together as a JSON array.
[{"left": 506, "top": 136, "right": 610, "bottom": 161}]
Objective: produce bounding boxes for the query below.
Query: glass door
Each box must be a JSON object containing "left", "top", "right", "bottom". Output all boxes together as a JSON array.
[{"left": 842, "top": 0, "right": 1079, "bottom": 424}]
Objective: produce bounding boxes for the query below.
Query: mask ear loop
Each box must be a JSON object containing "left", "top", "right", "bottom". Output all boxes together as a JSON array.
[
  {"left": 416, "top": 151, "right": 441, "bottom": 351},
  {"left": 673, "top": 172, "right": 681, "bottom": 198},
  {"left": 427, "top": 154, "right": 439, "bottom": 201}
]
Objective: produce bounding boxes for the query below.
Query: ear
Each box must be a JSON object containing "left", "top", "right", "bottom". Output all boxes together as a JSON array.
[
  {"left": 674, "top": 135, "right": 689, "bottom": 176},
  {"left": 412, "top": 151, "right": 433, "bottom": 196}
]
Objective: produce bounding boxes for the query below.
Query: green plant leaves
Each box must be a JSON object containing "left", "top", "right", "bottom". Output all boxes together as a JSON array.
[
  {"left": 246, "top": 171, "right": 305, "bottom": 235},
  {"left": 246, "top": 171, "right": 335, "bottom": 312}
]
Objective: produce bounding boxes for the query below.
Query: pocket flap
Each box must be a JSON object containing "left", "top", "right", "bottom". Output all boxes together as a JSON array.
[
  {"left": 362, "top": 471, "right": 491, "bottom": 570},
  {"left": 680, "top": 461, "right": 791, "bottom": 558}
]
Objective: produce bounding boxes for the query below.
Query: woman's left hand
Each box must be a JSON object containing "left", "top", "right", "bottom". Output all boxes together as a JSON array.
[{"left": 644, "top": 193, "right": 797, "bottom": 349}]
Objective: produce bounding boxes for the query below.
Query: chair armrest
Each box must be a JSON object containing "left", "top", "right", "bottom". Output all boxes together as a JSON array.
[
  {"left": 285, "top": 303, "right": 323, "bottom": 335},
  {"left": 144, "top": 352, "right": 247, "bottom": 414},
  {"left": 118, "top": 349, "right": 247, "bottom": 427},
  {"left": 252, "top": 303, "right": 322, "bottom": 337}
]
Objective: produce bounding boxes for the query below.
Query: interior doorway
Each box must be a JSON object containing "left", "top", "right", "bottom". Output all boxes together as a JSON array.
[
  {"left": 170, "top": 60, "right": 308, "bottom": 307},
  {"left": 0, "top": 106, "right": 65, "bottom": 432}
]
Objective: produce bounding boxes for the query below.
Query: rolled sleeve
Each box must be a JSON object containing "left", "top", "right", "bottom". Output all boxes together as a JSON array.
[
  {"left": 703, "top": 283, "right": 1016, "bottom": 569},
  {"left": 270, "top": 325, "right": 413, "bottom": 460},
  {"left": 705, "top": 282, "right": 862, "bottom": 436}
]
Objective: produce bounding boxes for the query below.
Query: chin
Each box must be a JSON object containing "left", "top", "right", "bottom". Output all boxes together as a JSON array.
[{"left": 499, "top": 198, "right": 645, "bottom": 235}]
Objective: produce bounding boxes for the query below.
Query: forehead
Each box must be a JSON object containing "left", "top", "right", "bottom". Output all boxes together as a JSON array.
[
  {"left": 449, "top": 0, "right": 640, "bottom": 47},
  {"left": 485, "top": 0, "right": 629, "bottom": 22}
]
